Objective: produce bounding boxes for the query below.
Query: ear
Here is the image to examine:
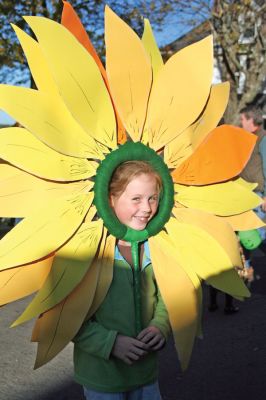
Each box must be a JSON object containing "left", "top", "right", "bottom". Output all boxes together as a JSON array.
[
  {"left": 251, "top": 121, "right": 259, "bottom": 132},
  {"left": 109, "top": 194, "right": 115, "bottom": 208}
]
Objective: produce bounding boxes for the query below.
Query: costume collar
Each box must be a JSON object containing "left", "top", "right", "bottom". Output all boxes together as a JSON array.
[{"left": 114, "top": 240, "right": 151, "bottom": 270}]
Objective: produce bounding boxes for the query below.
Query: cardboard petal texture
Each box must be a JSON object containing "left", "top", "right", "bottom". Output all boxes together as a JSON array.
[
  {"left": 0, "top": 257, "right": 53, "bottom": 305},
  {"left": 142, "top": 18, "right": 164, "bottom": 79},
  {"left": 105, "top": 6, "right": 152, "bottom": 142},
  {"left": 149, "top": 232, "right": 201, "bottom": 370},
  {"left": 146, "top": 36, "right": 213, "bottom": 150},
  {"left": 222, "top": 211, "right": 266, "bottom": 231},
  {"left": 61, "top": 1, "right": 127, "bottom": 145},
  {"left": 24, "top": 16, "right": 117, "bottom": 150},
  {"left": 0, "top": 85, "right": 104, "bottom": 159},
  {"left": 0, "top": 193, "right": 93, "bottom": 270},
  {"left": 12, "top": 220, "right": 103, "bottom": 327},
  {"left": 172, "top": 125, "right": 257, "bottom": 184},
  {"left": 0, "top": 163, "right": 93, "bottom": 218},
  {"left": 175, "top": 179, "right": 261, "bottom": 215},
  {"left": 164, "top": 82, "right": 230, "bottom": 168},
  {"left": 0, "top": 127, "right": 97, "bottom": 181},
  {"left": 12, "top": 24, "right": 59, "bottom": 95}
]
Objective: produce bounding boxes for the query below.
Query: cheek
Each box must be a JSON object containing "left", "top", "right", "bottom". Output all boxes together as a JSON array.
[
  {"left": 150, "top": 201, "right": 159, "bottom": 216},
  {"left": 112, "top": 200, "right": 135, "bottom": 224}
]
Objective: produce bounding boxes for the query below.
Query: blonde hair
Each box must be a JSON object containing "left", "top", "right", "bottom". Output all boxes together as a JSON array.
[{"left": 109, "top": 160, "right": 162, "bottom": 198}]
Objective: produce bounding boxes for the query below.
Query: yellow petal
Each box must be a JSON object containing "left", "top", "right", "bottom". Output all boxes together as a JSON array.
[
  {"left": 25, "top": 16, "right": 117, "bottom": 150},
  {"left": 12, "top": 24, "right": 58, "bottom": 95},
  {"left": 33, "top": 256, "right": 101, "bottom": 367},
  {"left": 141, "top": 20, "right": 162, "bottom": 148},
  {"left": 206, "top": 268, "right": 250, "bottom": 300},
  {"left": 105, "top": 6, "right": 152, "bottom": 142},
  {"left": 142, "top": 19, "right": 163, "bottom": 79},
  {"left": 164, "top": 130, "right": 192, "bottom": 168},
  {"left": 0, "top": 192, "right": 93, "bottom": 270},
  {"left": 0, "top": 85, "right": 104, "bottom": 159},
  {"left": 146, "top": 36, "right": 213, "bottom": 150},
  {"left": 0, "top": 127, "right": 97, "bottom": 181},
  {"left": 84, "top": 205, "right": 97, "bottom": 223},
  {"left": 0, "top": 257, "right": 53, "bottom": 306},
  {"left": 192, "top": 82, "right": 230, "bottom": 149},
  {"left": 237, "top": 177, "right": 258, "bottom": 191},
  {"left": 164, "top": 82, "right": 230, "bottom": 168},
  {"left": 0, "top": 163, "right": 92, "bottom": 217},
  {"left": 86, "top": 232, "right": 115, "bottom": 319},
  {"left": 165, "top": 216, "right": 250, "bottom": 298},
  {"left": 149, "top": 232, "right": 200, "bottom": 370},
  {"left": 12, "top": 219, "right": 103, "bottom": 327},
  {"left": 175, "top": 179, "right": 262, "bottom": 216},
  {"left": 172, "top": 208, "right": 242, "bottom": 266},
  {"left": 221, "top": 210, "right": 265, "bottom": 231}
]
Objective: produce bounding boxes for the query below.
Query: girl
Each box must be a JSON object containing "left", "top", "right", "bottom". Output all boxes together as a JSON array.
[{"left": 73, "top": 161, "right": 170, "bottom": 400}]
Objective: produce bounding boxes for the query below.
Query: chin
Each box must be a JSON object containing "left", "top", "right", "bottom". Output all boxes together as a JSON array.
[{"left": 128, "top": 223, "right": 148, "bottom": 231}]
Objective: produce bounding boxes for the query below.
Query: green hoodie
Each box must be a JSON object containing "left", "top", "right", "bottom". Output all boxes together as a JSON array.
[{"left": 73, "top": 242, "right": 170, "bottom": 393}]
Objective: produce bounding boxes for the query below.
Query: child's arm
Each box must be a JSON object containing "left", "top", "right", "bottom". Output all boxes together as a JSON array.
[
  {"left": 73, "top": 318, "right": 149, "bottom": 364},
  {"left": 148, "top": 289, "right": 171, "bottom": 339},
  {"left": 73, "top": 318, "right": 118, "bottom": 360},
  {"left": 137, "top": 289, "right": 171, "bottom": 351}
]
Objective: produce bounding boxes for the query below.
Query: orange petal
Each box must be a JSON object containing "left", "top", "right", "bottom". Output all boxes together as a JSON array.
[
  {"left": 172, "top": 125, "right": 257, "bottom": 185},
  {"left": 61, "top": 1, "right": 105, "bottom": 77},
  {"left": 61, "top": 1, "right": 126, "bottom": 144}
]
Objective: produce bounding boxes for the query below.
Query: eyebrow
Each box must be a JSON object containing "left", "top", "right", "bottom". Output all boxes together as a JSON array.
[{"left": 131, "top": 193, "right": 158, "bottom": 197}]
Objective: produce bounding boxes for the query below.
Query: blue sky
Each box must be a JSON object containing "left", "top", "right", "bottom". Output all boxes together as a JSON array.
[{"left": 0, "top": 111, "right": 14, "bottom": 126}]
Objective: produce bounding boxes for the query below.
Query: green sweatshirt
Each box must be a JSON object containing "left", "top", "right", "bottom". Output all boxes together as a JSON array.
[{"left": 73, "top": 243, "right": 170, "bottom": 393}]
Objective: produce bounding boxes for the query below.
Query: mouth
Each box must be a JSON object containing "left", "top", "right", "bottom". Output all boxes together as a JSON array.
[{"left": 133, "top": 216, "right": 150, "bottom": 222}]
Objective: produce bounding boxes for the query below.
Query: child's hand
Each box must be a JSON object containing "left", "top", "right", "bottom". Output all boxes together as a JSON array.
[
  {"left": 137, "top": 326, "right": 165, "bottom": 351},
  {"left": 111, "top": 334, "right": 149, "bottom": 365}
]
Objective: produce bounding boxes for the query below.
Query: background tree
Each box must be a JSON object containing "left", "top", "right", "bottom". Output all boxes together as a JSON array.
[
  {"left": 161, "top": 0, "right": 266, "bottom": 124},
  {"left": 0, "top": 0, "right": 173, "bottom": 86}
]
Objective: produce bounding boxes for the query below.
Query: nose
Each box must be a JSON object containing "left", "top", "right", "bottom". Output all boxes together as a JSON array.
[{"left": 141, "top": 199, "right": 152, "bottom": 214}]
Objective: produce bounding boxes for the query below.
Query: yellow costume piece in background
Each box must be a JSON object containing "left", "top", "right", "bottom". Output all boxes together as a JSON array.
[{"left": 0, "top": 3, "right": 262, "bottom": 370}]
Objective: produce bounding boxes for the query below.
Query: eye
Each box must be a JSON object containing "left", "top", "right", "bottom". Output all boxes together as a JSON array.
[
  {"left": 132, "top": 197, "right": 140, "bottom": 202},
  {"left": 149, "top": 195, "right": 158, "bottom": 202}
]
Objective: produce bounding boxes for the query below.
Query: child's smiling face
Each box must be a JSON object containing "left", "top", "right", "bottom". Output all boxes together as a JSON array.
[{"left": 110, "top": 173, "right": 159, "bottom": 231}]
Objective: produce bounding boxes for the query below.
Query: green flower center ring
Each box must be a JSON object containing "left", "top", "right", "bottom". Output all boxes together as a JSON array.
[{"left": 94, "top": 141, "right": 175, "bottom": 242}]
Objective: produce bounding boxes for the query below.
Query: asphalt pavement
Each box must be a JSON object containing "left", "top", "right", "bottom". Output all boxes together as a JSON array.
[{"left": 0, "top": 245, "right": 266, "bottom": 400}]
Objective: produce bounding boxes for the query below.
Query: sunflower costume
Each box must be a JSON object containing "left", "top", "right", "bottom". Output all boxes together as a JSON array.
[{"left": 0, "top": 2, "right": 264, "bottom": 372}]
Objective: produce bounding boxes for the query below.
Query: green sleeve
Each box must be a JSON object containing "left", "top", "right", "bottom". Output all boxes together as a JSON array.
[
  {"left": 73, "top": 318, "right": 118, "bottom": 360},
  {"left": 149, "top": 289, "right": 171, "bottom": 340}
]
